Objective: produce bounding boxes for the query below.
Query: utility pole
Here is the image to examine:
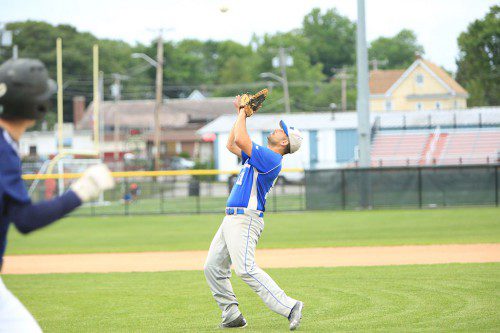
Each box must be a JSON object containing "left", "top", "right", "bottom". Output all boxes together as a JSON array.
[
  {"left": 154, "top": 32, "right": 164, "bottom": 171},
  {"left": 98, "top": 71, "right": 104, "bottom": 161},
  {"left": 369, "top": 59, "right": 388, "bottom": 71},
  {"left": 356, "top": 0, "right": 371, "bottom": 168},
  {"left": 278, "top": 47, "right": 291, "bottom": 114},
  {"left": 332, "top": 67, "right": 352, "bottom": 112},
  {"left": 112, "top": 74, "right": 122, "bottom": 163},
  {"left": 357, "top": 0, "right": 372, "bottom": 209}
]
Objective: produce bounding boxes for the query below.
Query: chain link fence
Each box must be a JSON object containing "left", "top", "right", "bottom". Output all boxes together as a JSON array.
[
  {"left": 25, "top": 172, "right": 306, "bottom": 216},
  {"left": 305, "top": 165, "right": 499, "bottom": 210}
]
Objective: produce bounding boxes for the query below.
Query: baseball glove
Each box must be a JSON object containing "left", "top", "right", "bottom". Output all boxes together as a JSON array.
[{"left": 239, "top": 88, "right": 268, "bottom": 117}]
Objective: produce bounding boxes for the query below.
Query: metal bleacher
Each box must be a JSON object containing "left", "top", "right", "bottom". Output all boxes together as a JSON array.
[{"left": 370, "top": 128, "right": 500, "bottom": 166}]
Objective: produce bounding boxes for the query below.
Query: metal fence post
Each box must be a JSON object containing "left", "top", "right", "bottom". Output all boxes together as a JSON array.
[
  {"left": 273, "top": 187, "right": 277, "bottom": 212},
  {"left": 495, "top": 165, "right": 499, "bottom": 207},
  {"left": 341, "top": 169, "right": 346, "bottom": 210},
  {"left": 418, "top": 167, "right": 423, "bottom": 208},
  {"left": 196, "top": 195, "right": 201, "bottom": 214},
  {"left": 160, "top": 182, "right": 164, "bottom": 214}
]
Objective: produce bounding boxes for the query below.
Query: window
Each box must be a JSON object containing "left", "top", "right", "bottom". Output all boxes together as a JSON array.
[
  {"left": 435, "top": 101, "right": 441, "bottom": 110},
  {"left": 415, "top": 73, "right": 424, "bottom": 85},
  {"left": 29, "top": 145, "right": 37, "bottom": 156},
  {"left": 309, "top": 130, "right": 318, "bottom": 168},
  {"left": 416, "top": 102, "right": 423, "bottom": 111},
  {"left": 385, "top": 100, "right": 392, "bottom": 111}
]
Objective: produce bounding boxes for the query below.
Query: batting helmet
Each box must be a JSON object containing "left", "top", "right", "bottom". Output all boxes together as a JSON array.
[{"left": 0, "top": 58, "right": 56, "bottom": 120}]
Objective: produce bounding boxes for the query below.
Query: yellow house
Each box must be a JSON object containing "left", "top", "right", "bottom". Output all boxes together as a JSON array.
[{"left": 369, "top": 57, "right": 468, "bottom": 112}]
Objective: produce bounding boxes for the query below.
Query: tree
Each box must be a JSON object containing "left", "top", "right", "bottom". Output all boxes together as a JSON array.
[
  {"left": 253, "top": 31, "right": 327, "bottom": 113},
  {"left": 456, "top": 5, "right": 500, "bottom": 106},
  {"left": 368, "top": 29, "right": 424, "bottom": 69},
  {"left": 302, "top": 8, "right": 357, "bottom": 75}
]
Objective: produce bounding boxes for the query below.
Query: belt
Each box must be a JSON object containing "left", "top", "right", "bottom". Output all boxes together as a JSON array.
[{"left": 225, "top": 207, "right": 264, "bottom": 218}]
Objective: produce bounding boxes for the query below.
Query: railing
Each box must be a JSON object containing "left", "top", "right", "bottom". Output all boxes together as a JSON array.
[
  {"left": 22, "top": 169, "right": 306, "bottom": 216},
  {"left": 306, "top": 164, "right": 500, "bottom": 210}
]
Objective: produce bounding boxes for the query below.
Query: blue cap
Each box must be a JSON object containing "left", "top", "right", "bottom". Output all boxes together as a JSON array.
[{"left": 279, "top": 120, "right": 289, "bottom": 137}]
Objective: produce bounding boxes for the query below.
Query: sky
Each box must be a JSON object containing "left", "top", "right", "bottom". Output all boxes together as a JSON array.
[{"left": 1, "top": 0, "right": 497, "bottom": 72}]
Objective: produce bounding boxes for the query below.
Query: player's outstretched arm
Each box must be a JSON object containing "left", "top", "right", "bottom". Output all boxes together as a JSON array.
[
  {"left": 226, "top": 96, "right": 243, "bottom": 157},
  {"left": 226, "top": 122, "right": 242, "bottom": 158},
  {"left": 9, "top": 164, "right": 115, "bottom": 234},
  {"left": 234, "top": 110, "right": 252, "bottom": 157}
]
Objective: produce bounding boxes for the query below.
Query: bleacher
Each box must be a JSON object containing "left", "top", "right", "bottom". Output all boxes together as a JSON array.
[
  {"left": 370, "top": 128, "right": 500, "bottom": 166},
  {"left": 438, "top": 130, "right": 500, "bottom": 165},
  {"left": 371, "top": 131, "right": 429, "bottom": 166}
]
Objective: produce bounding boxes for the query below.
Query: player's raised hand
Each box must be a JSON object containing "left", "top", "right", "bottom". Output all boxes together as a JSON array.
[
  {"left": 70, "top": 164, "right": 115, "bottom": 202},
  {"left": 233, "top": 95, "right": 241, "bottom": 113}
]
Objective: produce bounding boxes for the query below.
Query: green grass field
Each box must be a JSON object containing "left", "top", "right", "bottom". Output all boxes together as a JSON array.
[
  {"left": 4, "top": 264, "right": 499, "bottom": 332},
  {"left": 6, "top": 207, "right": 500, "bottom": 255},
  {"left": 4, "top": 207, "right": 500, "bottom": 332}
]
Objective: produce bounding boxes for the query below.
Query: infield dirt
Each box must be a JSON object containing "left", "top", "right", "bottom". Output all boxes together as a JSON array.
[{"left": 3, "top": 243, "right": 499, "bottom": 274}]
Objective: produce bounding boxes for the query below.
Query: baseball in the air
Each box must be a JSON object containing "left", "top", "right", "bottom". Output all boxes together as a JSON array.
[{"left": 219, "top": 6, "right": 229, "bottom": 13}]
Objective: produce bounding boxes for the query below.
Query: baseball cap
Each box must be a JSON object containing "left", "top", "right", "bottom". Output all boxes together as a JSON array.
[{"left": 279, "top": 120, "right": 303, "bottom": 154}]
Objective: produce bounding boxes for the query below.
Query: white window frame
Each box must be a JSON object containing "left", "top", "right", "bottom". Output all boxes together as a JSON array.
[
  {"left": 385, "top": 100, "right": 392, "bottom": 111},
  {"left": 415, "top": 73, "right": 424, "bottom": 86}
]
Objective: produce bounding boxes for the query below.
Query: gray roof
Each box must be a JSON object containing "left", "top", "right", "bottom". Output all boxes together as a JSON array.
[
  {"left": 77, "top": 97, "right": 234, "bottom": 130},
  {"left": 198, "top": 107, "right": 500, "bottom": 134}
]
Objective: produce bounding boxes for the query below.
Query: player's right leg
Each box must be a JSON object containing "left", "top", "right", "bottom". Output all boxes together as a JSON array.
[
  {"left": 204, "top": 217, "right": 242, "bottom": 325},
  {"left": 0, "top": 277, "right": 42, "bottom": 333}
]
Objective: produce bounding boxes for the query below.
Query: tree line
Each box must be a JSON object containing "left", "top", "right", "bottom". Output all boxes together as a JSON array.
[{"left": 0, "top": 6, "right": 497, "bottom": 126}]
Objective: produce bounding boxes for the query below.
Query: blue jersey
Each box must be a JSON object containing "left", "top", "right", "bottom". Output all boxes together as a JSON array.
[
  {"left": 226, "top": 142, "right": 282, "bottom": 212},
  {"left": 0, "top": 128, "right": 31, "bottom": 263},
  {"left": 0, "top": 128, "right": 81, "bottom": 268}
]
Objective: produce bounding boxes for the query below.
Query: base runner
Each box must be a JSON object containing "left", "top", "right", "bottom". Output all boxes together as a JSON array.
[
  {"left": 0, "top": 58, "right": 115, "bottom": 332},
  {"left": 204, "top": 95, "right": 304, "bottom": 330}
]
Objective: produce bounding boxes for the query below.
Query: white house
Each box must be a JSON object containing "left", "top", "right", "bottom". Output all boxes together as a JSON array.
[
  {"left": 20, "top": 124, "right": 93, "bottom": 159},
  {"left": 198, "top": 108, "right": 500, "bottom": 180}
]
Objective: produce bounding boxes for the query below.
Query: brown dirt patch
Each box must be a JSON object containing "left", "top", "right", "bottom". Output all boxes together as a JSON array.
[{"left": 3, "top": 244, "right": 499, "bottom": 275}]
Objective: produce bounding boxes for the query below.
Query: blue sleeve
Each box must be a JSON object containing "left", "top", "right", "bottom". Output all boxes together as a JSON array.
[
  {"left": 241, "top": 150, "right": 250, "bottom": 165},
  {"left": 7, "top": 190, "right": 82, "bottom": 234},
  {"left": 0, "top": 148, "right": 31, "bottom": 205},
  {"left": 246, "top": 142, "right": 282, "bottom": 173}
]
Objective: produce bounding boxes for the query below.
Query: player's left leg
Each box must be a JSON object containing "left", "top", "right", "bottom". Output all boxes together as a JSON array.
[
  {"left": 204, "top": 217, "right": 242, "bottom": 325},
  {"left": 224, "top": 214, "right": 298, "bottom": 318},
  {"left": 0, "top": 277, "right": 42, "bottom": 333}
]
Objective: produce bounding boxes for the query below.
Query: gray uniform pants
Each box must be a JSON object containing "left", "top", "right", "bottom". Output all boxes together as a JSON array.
[{"left": 204, "top": 213, "right": 297, "bottom": 324}]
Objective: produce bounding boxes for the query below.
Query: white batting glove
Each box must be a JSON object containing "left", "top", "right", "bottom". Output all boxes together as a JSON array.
[{"left": 70, "top": 164, "right": 115, "bottom": 202}]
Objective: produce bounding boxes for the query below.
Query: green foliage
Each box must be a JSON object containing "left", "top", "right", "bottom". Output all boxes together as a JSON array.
[
  {"left": 0, "top": 8, "right": 439, "bottom": 115},
  {"left": 368, "top": 29, "right": 425, "bottom": 69},
  {"left": 302, "top": 8, "right": 357, "bottom": 75},
  {"left": 177, "top": 151, "right": 191, "bottom": 159},
  {"left": 456, "top": 5, "right": 500, "bottom": 106}
]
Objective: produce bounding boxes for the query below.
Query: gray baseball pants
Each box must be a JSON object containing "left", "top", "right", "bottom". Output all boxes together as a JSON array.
[{"left": 204, "top": 212, "right": 297, "bottom": 324}]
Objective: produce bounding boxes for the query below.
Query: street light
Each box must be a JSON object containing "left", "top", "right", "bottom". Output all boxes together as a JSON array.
[
  {"left": 259, "top": 72, "right": 290, "bottom": 114},
  {"left": 131, "top": 53, "right": 158, "bottom": 67},
  {"left": 259, "top": 72, "right": 284, "bottom": 84},
  {"left": 131, "top": 47, "right": 164, "bottom": 171}
]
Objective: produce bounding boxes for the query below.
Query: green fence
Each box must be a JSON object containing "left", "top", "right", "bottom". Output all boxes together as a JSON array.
[{"left": 305, "top": 165, "right": 500, "bottom": 210}]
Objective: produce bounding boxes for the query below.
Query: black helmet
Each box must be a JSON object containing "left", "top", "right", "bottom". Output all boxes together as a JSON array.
[{"left": 0, "top": 58, "right": 56, "bottom": 120}]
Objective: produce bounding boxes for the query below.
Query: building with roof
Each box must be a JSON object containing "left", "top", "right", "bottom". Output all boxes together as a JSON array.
[
  {"left": 76, "top": 96, "right": 234, "bottom": 165},
  {"left": 369, "top": 56, "right": 468, "bottom": 112}
]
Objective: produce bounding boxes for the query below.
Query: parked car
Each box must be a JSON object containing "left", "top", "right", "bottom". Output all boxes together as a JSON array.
[{"left": 169, "top": 157, "right": 195, "bottom": 170}]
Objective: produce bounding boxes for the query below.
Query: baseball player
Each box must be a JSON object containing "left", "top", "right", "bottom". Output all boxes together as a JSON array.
[
  {"left": 0, "top": 58, "right": 115, "bottom": 332},
  {"left": 204, "top": 95, "right": 304, "bottom": 330}
]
